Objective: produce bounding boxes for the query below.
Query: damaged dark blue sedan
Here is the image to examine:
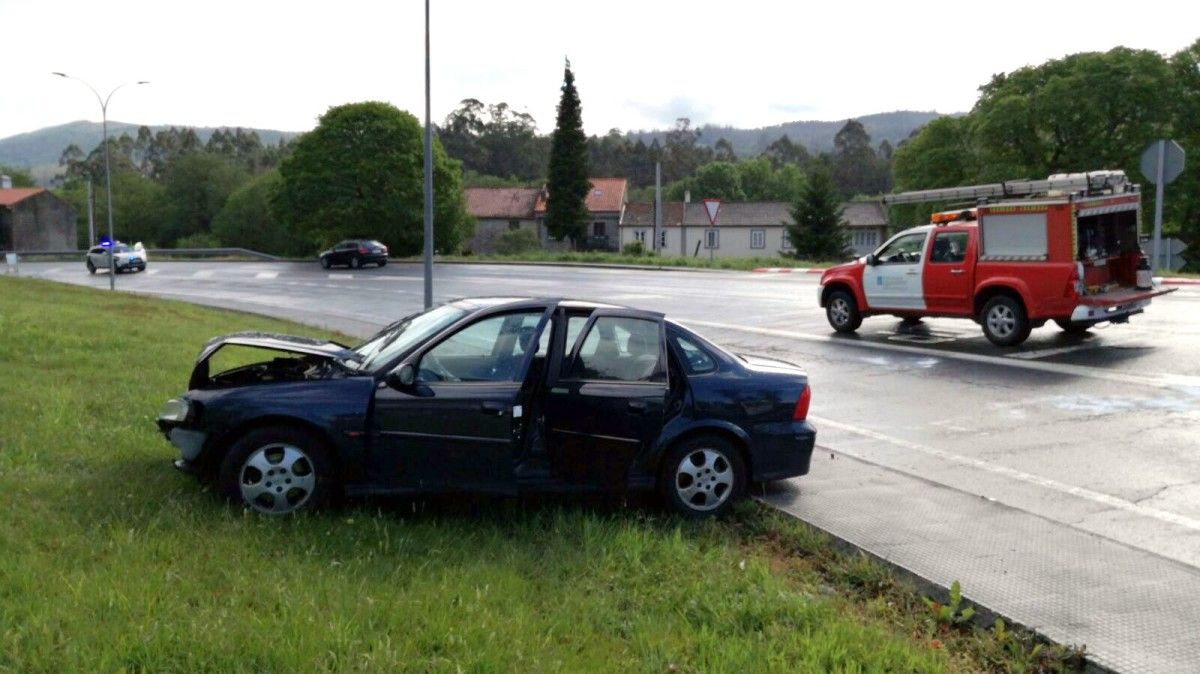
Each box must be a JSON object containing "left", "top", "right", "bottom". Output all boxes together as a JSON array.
[{"left": 157, "top": 298, "right": 816, "bottom": 518}]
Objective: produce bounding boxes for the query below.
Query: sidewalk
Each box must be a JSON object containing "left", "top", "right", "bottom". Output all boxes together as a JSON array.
[{"left": 764, "top": 451, "right": 1200, "bottom": 674}]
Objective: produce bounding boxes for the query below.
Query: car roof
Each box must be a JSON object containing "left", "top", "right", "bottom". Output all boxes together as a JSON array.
[{"left": 445, "top": 296, "right": 654, "bottom": 315}]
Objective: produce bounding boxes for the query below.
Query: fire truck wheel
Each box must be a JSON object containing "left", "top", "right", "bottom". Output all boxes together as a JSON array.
[
  {"left": 1054, "top": 319, "right": 1090, "bottom": 334},
  {"left": 980, "top": 295, "right": 1030, "bottom": 347},
  {"left": 826, "top": 290, "right": 862, "bottom": 333}
]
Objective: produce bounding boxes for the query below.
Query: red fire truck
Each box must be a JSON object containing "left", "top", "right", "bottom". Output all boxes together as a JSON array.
[{"left": 817, "top": 171, "right": 1176, "bottom": 346}]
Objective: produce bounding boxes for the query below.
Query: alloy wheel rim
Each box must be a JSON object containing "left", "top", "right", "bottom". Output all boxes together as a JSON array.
[
  {"left": 675, "top": 448, "right": 734, "bottom": 512},
  {"left": 239, "top": 443, "right": 316, "bottom": 514},
  {"left": 987, "top": 305, "right": 1015, "bottom": 338},
  {"left": 830, "top": 298, "right": 850, "bottom": 326}
]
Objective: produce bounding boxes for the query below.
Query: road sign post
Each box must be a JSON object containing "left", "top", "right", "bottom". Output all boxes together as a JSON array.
[{"left": 1140, "top": 140, "right": 1186, "bottom": 271}]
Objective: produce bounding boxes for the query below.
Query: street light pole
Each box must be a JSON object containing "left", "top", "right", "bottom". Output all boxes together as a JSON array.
[
  {"left": 53, "top": 73, "right": 148, "bottom": 290},
  {"left": 422, "top": 0, "right": 434, "bottom": 308}
]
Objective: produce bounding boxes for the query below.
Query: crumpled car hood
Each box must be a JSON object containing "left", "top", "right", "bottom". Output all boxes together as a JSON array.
[{"left": 189, "top": 332, "right": 362, "bottom": 389}]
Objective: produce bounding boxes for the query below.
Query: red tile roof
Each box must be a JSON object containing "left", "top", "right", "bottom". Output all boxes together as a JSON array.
[
  {"left": 0, "top": 188, "right": 46, "bottom": 208},
  {"left": 464, "top": 187, "right": 540, "bottom": 219},
  {"left": 533, "top": 178, "right": 628, "bottom": 214}
]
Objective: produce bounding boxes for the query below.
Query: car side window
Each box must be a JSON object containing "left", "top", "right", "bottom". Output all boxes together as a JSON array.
[
  {"left": 930, "top": 231, "right": 968, "bottom": 264},
  {"left": 569, "top": 316, "right": 663, "bottom": 382},
  {"left": 876, "top": 233, "right": 928, "bottom": 265},
  {"left": 669, "top": 333, "right": 717, "bottom": 375},
  {"left": 417, "top": 311, "right": 544, "bottom": 383}
]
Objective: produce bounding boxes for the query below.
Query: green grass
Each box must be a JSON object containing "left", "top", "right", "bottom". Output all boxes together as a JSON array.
[
  {"left": 0, "top": 278, "right": 1077, "bottom": 673},
  {"left": 414, "top": 251, "right": 843, "bottom": 272}
]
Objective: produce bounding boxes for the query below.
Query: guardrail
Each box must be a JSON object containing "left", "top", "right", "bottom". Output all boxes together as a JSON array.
[{"left": 1, "top": 247, "right": 281, "bottom": 261}]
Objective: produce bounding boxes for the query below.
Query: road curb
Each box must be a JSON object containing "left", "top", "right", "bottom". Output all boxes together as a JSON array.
[
  {"left": 1161, "top": 276, "right": 1200, "bottom": 285},
  {"left": 751, "top": 267, "right": 826, "bottom": 274}
]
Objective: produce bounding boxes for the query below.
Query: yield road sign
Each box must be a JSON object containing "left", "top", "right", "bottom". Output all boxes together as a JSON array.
[
  {"left": 1141, "top": 140, "right": 1185, "bottom": 185},
  {"left": 703, "top": 199, "right": 721, "bottom": 226}
]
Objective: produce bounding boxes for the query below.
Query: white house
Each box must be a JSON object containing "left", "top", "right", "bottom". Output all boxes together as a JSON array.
[{"left": 619, "top": 200, "right": 889, "bottom": 259}]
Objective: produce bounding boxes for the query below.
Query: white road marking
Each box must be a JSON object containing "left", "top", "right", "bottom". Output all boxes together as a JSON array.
[
  {"left": 679, "top": 318, "right": 1200, "bottom": 391},
  {"left": 145, "top": 268, "right": 160, "bottom": 275},
  {"left": 1006, "top": 341, "right": 1113, "bottom": 360},
  {"left": 810, "top": 414, "right": 1200, "bottom": 533},
  {"left": 255, "top": 271, "right": 279, "bottom": 279},
  {"left": 372, "top": 276, "right": 421, "bottom": 281},
  {"left": 192, "top": 270, "right": 213, "bottom": 278},
  {"left": 609, "top": 293, "right": 669, "bottom": 301},
  {"left": 45, "top": 267, "right": 62, "bottom": 274},
  {"left": 328, "top": 273, "right": 353, "bottom": 280}
]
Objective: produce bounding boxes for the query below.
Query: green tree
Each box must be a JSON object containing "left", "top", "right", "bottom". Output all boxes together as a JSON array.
[
  {"left": 832, "top": 120, "right": 887, "bottom": 197},
  {"left": 760, "top": 134, "right": 810, "bottom": 169},
  {"left": 162, "top": 152, "right": 248, "bottom": 245},
  {"left": 212, "top": 170, "right": 304, "bottom": 255},
  {"left": 0, "top": 165, "right": 35, "bottom": 187},
  {"left": 55, "top": 168, "right": 167, "bottom": 246},
  {"left": 690, "top": 161, "right": 745, "bottom": 201},
  {"left": 786, "top": 168, "right": 847, "bottom": 260},
  {"left": 545, "top": 60, "right": 591, "bottom": 246},
  {"left": 274, "top": 101, "right": 470, "bottom": 255}
]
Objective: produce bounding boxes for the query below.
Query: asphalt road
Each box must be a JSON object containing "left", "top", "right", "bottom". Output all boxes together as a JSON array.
[{"left": 13, "top": 259, "right": 1200, "bottom": 672}]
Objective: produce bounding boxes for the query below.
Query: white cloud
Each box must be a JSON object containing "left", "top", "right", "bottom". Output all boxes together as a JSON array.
[{"left": 0, "top": 0, "right": 1195, "bottom": 139}]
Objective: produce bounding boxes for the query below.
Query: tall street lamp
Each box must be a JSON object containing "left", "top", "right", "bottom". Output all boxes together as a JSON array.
[{"left": 53, "top": 73, "right": 149, "bottom": 290}]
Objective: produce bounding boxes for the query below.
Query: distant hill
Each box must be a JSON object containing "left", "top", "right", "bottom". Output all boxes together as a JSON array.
[
  {"left": 626, "top": 110, "right": 951, "bottom": 156},
  {"left": 0, "top": 121, "right": 302, "bottom": 184}
]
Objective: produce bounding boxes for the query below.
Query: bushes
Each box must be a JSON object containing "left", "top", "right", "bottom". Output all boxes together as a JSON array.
[{"left": 494, "top": 228, "right": 542, "bottom": 255}]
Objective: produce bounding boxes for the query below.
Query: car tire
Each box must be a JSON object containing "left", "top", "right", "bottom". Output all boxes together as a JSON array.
[
  {"left": 378, "top": 260, "right": 387, "bottom": 267},
  {"left": 659, "top": 435, "right": 746, "bottom": 519},
  {"left": 320, "top": 257, "right": 331, "bottom": 269},
  {"left": 980, "top": 295, "right": 1030, "bottom": 346},
  {"left": 825, "top": 290, "right": 863, "bottom": 333},
  {"left": 218, "top": 425, "right": 336, "bottom": 515},
  {"left": 86, "top": 259, "right": 96, "bottom": 274},
  {"left": 1054, "top": 318, "right": 1090, "bottom": 334},
  {"left": 350, "top": 256, "right": 361, "bottom": 269}
]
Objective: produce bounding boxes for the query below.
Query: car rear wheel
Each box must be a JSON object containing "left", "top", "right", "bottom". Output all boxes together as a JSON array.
[
  {"left": 825, "top": 290, "right": 863, "bottom": 333},
  {"left": 86, "top": 259, "right": 96, "bottom": 274},
  {"left": 218, "top": 426, "right": 335, "bottom": 515},
  {"left": 660, "top": 435, "right": 746, "bottom": 519},
  {"left": 980, "top": 295, "right": 1031, "bottom": 346},
  {"left": 378, "top": 260, "right": 387, "bottom": 267},
  {"left": 1054, "top": 318, "right": 1090, "bottom": 334},
  {"left": 350, "top": 256, "right": 361, "bottom": 269}
]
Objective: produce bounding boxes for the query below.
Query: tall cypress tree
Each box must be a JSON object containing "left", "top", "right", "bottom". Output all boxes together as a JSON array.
[
  {"left": 786, "top": 168, "right": 848, "bottom": 260},
  {"left": 545, "top": 58, "right": 590, "bottom": 246}
]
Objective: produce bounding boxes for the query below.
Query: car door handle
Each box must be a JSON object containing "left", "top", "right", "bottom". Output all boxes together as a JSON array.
[
  {"left": 480, "top": 401, "right": 506, "bottom": 416},
  {"left": 949, "top": 269, "right": 965, "bottom": 275},
  {"left": 627, "top": 400, "right": 647, "bottom": 414},
  {"left": 905, "top": 270, "right": 919, "bottom": 276}
]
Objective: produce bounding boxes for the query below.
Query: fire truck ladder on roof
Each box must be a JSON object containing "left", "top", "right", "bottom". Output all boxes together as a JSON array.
[{"left": 881, "top": 170, "right": 1134, "bottom": 206}]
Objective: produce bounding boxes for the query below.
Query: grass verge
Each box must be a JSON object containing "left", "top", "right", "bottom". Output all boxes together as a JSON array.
[{"left": 0, "top": 277, "right": 1079, "bottom": 672}]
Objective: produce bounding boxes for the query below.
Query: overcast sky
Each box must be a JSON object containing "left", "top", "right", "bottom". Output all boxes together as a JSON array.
[{"left": 1, "top": 0, "right": 1196, "bottom": 140}]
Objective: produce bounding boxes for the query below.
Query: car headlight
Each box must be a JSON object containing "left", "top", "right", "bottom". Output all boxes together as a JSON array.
[{"left": 158, "top": 397, "right": 191, "bottom": 423}]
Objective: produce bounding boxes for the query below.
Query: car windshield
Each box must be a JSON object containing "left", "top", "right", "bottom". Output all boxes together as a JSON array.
[
  {"left": 368, "top": 240, "right": 384, "bottom": 248},
  {"left": 110, "top": 244, "right": 131, "bottom": 253},
  {"left": 354, "top": 304, "right": 467, "bottom": 372}
]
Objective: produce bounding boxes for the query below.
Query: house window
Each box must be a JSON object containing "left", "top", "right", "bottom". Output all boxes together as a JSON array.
[
  {"left": 659, "top": 230, "right": 668, "bottom": 249},
  {"left": 781, "top": 231, "right": 794, "bottom": 249},
  {"left": 705, "top": 229, "right": 719, "bottom": 249},
  {"left": 852, "top": 230, "right": 878, "bottom": 248},
  {"left": 635, "top": 230, "right": 646, "bottom": 243},
  {"left": 750, "top": 229, "right": 766, "bottom": 249},
  {"left": 593, "top": 222, "right": 605, "bottom": 236},
  {"left": 508, "top": 219, "right": 520, "bottom": 231}
]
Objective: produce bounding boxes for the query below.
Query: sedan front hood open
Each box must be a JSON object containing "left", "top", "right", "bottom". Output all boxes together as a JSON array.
[{"left": 188, "top": 332, "right": 361, "bottom": 390}]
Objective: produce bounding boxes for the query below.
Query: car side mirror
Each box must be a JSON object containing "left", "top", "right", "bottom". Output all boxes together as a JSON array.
[
  {"left": 865, "top": 254, "right": 877, "bottom": 266},
  {"left": 387, "top": 363, "right": 416, "bottom": 389}
]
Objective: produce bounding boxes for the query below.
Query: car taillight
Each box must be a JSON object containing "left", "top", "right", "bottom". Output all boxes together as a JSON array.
[
  {"left": 359, "top": 247, "right": 369, "bottom": 254},
  {"left": 793, "top": 386, "right": 811, "bottom": 421}
]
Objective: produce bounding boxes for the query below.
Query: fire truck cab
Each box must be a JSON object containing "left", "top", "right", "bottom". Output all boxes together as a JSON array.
[{"left": 817, "top": 171, "right": 1176, "bottom": 346}]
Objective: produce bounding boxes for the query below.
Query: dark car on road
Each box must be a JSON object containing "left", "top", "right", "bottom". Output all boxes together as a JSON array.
[
  {"left": 319, "top": 239, "right": 388, "bottom": 269},
  {"left": 157, "top": 298, "right": 816, "bottom": 518}
]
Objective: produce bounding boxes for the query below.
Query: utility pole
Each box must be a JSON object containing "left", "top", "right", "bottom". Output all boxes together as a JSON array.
[
  {"left": 86, "top": 179, "right": 95, "bottom": 246},
  {"left": 653, "top": 161, "right": 661, "bottom": 255},
  {"left": 422, "top": 0, "right": 434, "bottom": 308}
]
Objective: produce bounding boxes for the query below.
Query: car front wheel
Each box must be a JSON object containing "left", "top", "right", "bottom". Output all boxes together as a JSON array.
[
  {"left": 218, "top": 426, "right": 335, "bottom": 515},
  {"left": 660, "top": 435, "right": 746, "bottom": 518},
  {"left": 86, "top": 259, "right": 96, "bottom": 274},
  {"left": 825, "top": 289, "right": 863, "bottom": 333},
  {"left": 320, "top": 257, "right": 331, "bottom": 269},
  {"left": 350, "top": 256, "right": 361, "bottom": 269}
]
